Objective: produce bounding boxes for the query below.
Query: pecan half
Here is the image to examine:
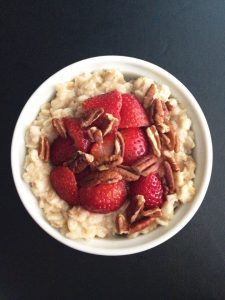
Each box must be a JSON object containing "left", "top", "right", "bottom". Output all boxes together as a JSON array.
[
  {"left": 101, "top": 113, "right": 119, "bottom": 136},
  {"left": 163, "top": 161, "right": 175, "bottom": 193},
  {"left": 159, "top": 132, "right": 173, "bottom": 150},
  {"left": 154, "top": 99, "right": 164, "bottom": 125},
  {"left": 116, "top": 165, "right": 140, "bottom": 181},
  {"left": 87, "top": 126, "right": 103, "bottom": 143},
  {"left": 131, "top": 154, "right": 160, "bottom": 176},
  {"left": 129, "top": 217, "right": 156, "bottom": 234},
  {"left": 116, "top": 214, "right": 129, "bottom": 235},
  {"left": 166, "top": 124, "right": 180, "bottom": 152},
  {"left": 94, "top": 154, "right": 123, "bottom": 171},
  {"left": 126, "top": 195, "right": 145, "bottom": 223},
  {"left": 68, "top": 151, "right": 94, "bottom": 174},
  {"left": 165, "top": 101, "right": 173, "bottom": 112},
  {"left": 38, "top": 136, "right": 50, "bottom": 162},
  {"left": 114, "top": 132, "right": 125, "bottom": 157},
  {"left": 142, "top": 207, "right": 162, "bottom": 218},
  {"left": 81, "top": 108, "right": 104, "bottom": 127},
  {"left": 80, "top": 169, "right": 123, "bottom": 186},
  {"left": 52, "top": 118, "right": 67, "bottom": 138},
  {"left": 143, "top": 83, "right": 156, "bottom": 108},
  {"left": 163, "top": 150, "right": 180, "bottom": 172},
  {"left": 149, "top": 99, "right": 156, "bottom": 125},
  {"left": 146, "top": 126, "right": 161, "bottom": 157}
]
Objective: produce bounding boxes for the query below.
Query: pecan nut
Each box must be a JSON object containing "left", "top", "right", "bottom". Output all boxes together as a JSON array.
[
  {"left": 131, "top": 154, "right": 160, "bottom": 176},
  {"left": 87, "top": 126, "right": 103, "bottom": 143},
  {"left": 81, "top": 108, "right": 104, "bottom": 127},
  {"left": 101, "top": 113, "right": 119, "bottom": 136},
  {"left": 143, "top": 83, "right": 156, "bottom": 108},
  {"left": 114, "top": 132, "right": 125, "bottom": 157},
  {"left": 126, "top": 195, "right": 145, "bottom": 223},
  {"left": 163, "top": 150, "right": 180, "bottom": 172},
  {"left": 116, "top": 214, "right": 129, "bottom": 235},
  {"left": 166, "top": 124, "right": 180, "bottom": 152},
  {"left": 142, "top": 207, "right": 162, "bottom": 218},
  {"left": 38, "top": 136, "right": 50, "bottom": 162},
  {"left": 116, "top": 165, "right": 140, "bottom": 181},
  {"left": 129, "top": 217, "right": 156, "bottom": 234},
  {"left": 163, "top": 161, "right": 175, "bottom": 193},
  {"left": 94, "top": 154, "right": 123, "bottom": 171},
  {"left": 68, "top": 151, "right": 94, "bottom": 174},
  {"left": 80, "top": 169, "right": 123, "bottom": 186},
  {"left": 146, "top": 126, "right": 161, "bottom": 157},
  {"left": 52, "top": 118, "right": 67, "bottom": 138}
]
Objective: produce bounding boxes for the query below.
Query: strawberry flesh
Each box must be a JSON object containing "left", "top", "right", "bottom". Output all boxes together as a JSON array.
[
  {"left": 50, "top": 136, "right": 76, "bottom": 165},
  {"left": 50, "top": 166, "right": 78, "bottom": 206},
  {"left": 78, "top": 181, "right": 127, "bottom": 213},
  {"left": 130, "top": 173, "right": 163, "bottom": 209},
  {"left": 63, "top": 118, "right": 90, "bottom": 152},
  {"left": 119, "top": 94, "right": 150, "bottom": 128},
  {"left": 120, "top": 128, "right": 149, "bottom": 165},
  {"left": 82, "top": 90, "right": 122, "bottom": 129},
  {"left": 90, "top": 133, "right": 115, "bottom": 160}
]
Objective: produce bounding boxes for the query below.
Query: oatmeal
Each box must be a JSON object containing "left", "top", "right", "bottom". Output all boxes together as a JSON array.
[{"left": 23, "top": 70, "right": 196, "bottom": 239}]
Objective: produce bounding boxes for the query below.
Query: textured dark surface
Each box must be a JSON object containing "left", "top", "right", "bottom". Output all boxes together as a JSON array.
[{"left": 1, "top": 0, "right": 225, "bottom": 299}]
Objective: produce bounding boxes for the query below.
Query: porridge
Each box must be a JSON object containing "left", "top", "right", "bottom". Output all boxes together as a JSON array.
[{"left": 23, "top": 69, "right": 196, "bottom": 239}]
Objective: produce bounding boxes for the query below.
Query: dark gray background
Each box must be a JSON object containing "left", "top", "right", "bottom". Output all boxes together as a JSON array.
[{"left": 1, "top": 0, "right": 225, "bottom": 299}]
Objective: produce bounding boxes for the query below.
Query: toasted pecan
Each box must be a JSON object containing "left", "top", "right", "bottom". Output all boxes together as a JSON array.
[{"left": 38, "top": 136, "right": 50, "bottom": 162}]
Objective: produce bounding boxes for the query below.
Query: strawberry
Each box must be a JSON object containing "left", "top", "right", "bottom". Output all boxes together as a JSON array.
[
  {"left": 82, "top": 90, "right": 122, "bottom": 128},
  {"left": 120, "top": 128, "right": 149, "bottom": 165},
  {"left": 78, "top": 181, "right": 127, "bottom": 213},
  {"left": 130, "top": 173, "right": 163, "bottom": 209},
  {"left": 50, "top": 166, "right": 78, "bottom": 206},
  {"left": 90, "top": 133, "right": 115, "bottom": 160},
  {"left": 50, "top": 136, "right": 76, "bottom": 165},
  {"left": 63, "top": 118, "right": 90, "bottom": 152},
  {"left": 119, "top": 93, "right": 150, "bottom": 128}
]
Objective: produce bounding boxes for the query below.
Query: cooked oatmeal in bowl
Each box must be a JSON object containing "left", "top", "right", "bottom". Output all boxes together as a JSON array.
[
  {"left": 11, "top": 56, "right": 212, "bottom": 255},
  {"left": 23, "top": 69, "right": 196, "bottom": 239}
]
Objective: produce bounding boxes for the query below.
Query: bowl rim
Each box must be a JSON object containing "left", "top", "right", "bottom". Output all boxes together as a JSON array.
[{"left": 11, "top": 55, "right": 213, "bottom": 256}]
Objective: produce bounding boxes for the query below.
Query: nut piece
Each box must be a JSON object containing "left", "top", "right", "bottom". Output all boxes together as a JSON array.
[
  {"left": 164, "top": 161, "right": 175, "bottom": 193},
  {"left": 129, "top": 217, "right": 156, "bottom": 234},
  {"left": 143, "top": 83, "right": 156, "bottom": 108},
  {"left": 101, "top": 113, "right": 119, "bottom": 136},
  {"left": 166, "top": 124, "right": 180, "bottom": 152},
  {"left": 142, "top": 207, "right": 162, "bottom": 218},
  {"left": 116, "top": 165, "right": 140, "bottom": 181},
  {"left": 146, "top": 126, "right": 161, "bottom": 157},
  {"left": 52, "top": 118, "right": 67, "bottom": 138},
  {"left": 87, "top": 126, "right": 103, "bottom": 143},
  {"left": 81, "top": 108, "right": 104, "bottom": 127},
  {"left": 163, "top": 150, "right": 180, "bottom": 172},
  {"left": 165, "top": 101, "right": 173, "bottom": 112},
  {"left": 131, "top": 154, "right": 160, "bottom": 176},
  {"left": 114, "top": 132, "right": 125, "bottom": 157},
  {"left": 81, "top": 169, "right": 123, "bottom": 186},
  {"left": 94, "top": 154, "right": 123, "bottom": 171},
  {"left": 159, "top": 132, "right": 173, "bottom": 150},
  {"left": 68, "top": 151, "right": 94, "bottom": 174},
  {"left": 116, "top": 214, "right": 129, "bottom": 235},
  {"left": 38, "top": 136, "right": 50, "bottom": 162},
  {"left": 127, "top": 195, "right": 145, "bottom": 223},
  {"left": 149, "top": 99, "right": 156, "bottom": 125}
]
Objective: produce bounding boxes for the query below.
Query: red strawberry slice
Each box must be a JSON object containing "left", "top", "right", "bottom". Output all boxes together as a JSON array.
[
  {"left": 78, "top": 181, "right": 127, "bottom": 213},
  {"left": 50, "top": 166, "right": 78, "bottom": 206},
  {"left": 90, "top": 133, "right": 115, "bottom": 160},
  {"left": 130, "top": 173, "right": 163, "bottom": 209},
  {"left": 63, "top": 118, "right": 90, "bottom": 152},
  {"left": 82, "top": 90, "right": 122, "bottom": 129},
  {"left": 119, "top": 93, "right": 150, "bottom": 128},
  {"left": 50, "top": 136, "right": 76, "bottom": 165},
  {"left": 120, "top": 128, "right": 149, "bottom": 165}
]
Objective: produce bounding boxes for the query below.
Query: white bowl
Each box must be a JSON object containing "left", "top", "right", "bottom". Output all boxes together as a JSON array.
[{"left": 11, "top": 56, "right": 213, "bottom": 256}]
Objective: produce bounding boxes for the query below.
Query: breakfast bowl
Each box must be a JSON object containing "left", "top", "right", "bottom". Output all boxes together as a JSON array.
[{"left": 11, "top": 56, "right": 213, "bottom": 256}]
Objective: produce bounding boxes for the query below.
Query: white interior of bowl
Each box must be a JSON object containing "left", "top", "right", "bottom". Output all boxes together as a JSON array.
[{"left": 11, "top": 56, "right": 213, "bottom": 255}]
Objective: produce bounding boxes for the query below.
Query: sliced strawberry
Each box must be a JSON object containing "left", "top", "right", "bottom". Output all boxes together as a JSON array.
[
  {"left": 63, "top": 118, "right": 90, "bottom": 152},
  {"left": 130, "top": 173, "right": 163, "bottom": 209},
  {"left": 90, "top": 133, "right": 115, "bottom": 160},
  {"left": 50, "top": 136, "right": 76, "bottom": 165},
  {"left": 119, "top": 94, "right": 150, "bottom": 128},
  {"left": 120, "top": 128, "right": 149, "bottom": 165},
  {"left": 50, "top": 166, "right": 78, "bottom": 206},
  {"left": 82, "top": 90, "right": 122, "bottom": 129},
  {"left": 78, "top": 181, "right": 127, "bottom": 213}
]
